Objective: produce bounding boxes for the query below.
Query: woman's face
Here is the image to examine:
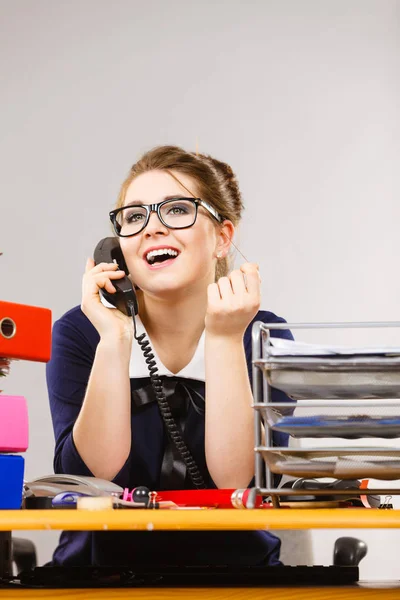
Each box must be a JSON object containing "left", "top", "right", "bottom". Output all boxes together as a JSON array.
[{"left": 119, "top": 169, "right": 225, "bottom": 297}]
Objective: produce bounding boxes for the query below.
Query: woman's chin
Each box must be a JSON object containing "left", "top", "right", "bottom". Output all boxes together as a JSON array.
[
  {"left": 137, "top": 278, "right": 200, "bottom": 299},
  {"left": 137, "top": 282, "right": 181, "bottom": 297}
]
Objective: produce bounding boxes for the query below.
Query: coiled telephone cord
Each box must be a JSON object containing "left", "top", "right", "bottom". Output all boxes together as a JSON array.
[{"left": 131, "top": 306, "right": 205, "bottom": 489}]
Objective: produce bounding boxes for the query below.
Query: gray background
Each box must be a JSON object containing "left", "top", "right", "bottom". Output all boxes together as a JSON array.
[{"left": 1, "top": 0, "right": 399, "bottom": 578}]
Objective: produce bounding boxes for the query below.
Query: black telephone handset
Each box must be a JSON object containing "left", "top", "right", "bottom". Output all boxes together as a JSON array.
[
  {"left": 92, "top": 237, "right": 205, "bottom": 489},
  {"left": 93, "top": 237, "right": 138, "bottom": 316}
]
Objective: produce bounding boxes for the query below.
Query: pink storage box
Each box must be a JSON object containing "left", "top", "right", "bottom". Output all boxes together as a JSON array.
[{"left": 0, "top": 395, "right": 29, "bottom": 452}]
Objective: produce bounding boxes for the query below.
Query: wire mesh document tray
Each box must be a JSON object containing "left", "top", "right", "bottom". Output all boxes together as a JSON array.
[{"left": 250, "top": 321, "right": 400, "bottom": 506}]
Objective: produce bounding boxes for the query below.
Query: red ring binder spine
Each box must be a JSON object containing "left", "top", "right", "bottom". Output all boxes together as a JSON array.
[{"left": 0, "top": 300, "right": 52, "bottom": 362}]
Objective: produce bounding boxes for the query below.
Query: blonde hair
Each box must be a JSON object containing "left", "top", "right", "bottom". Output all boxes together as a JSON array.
[{"left": 116, "top": 145, "right": 244, "bottom": 279}]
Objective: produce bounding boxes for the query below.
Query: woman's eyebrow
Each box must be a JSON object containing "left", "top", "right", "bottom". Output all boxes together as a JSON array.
[
  {"left": 163, "top": 195, "right": 192, "bottom": 201},
  {"left": 124, "top": 195, "right": 189, "bottom": 207},
  {"left": 124, "top": 200, "right": 143, "bottom": 207}
]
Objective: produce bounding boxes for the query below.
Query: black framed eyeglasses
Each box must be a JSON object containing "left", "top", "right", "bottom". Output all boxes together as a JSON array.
[{"left": 109, "top": 197, "right": 223, "bottom": 238}]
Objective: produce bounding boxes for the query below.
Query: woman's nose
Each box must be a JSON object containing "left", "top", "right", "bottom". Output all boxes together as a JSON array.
[{"left": 144, "top": 210, "right": 169, "bottom": 236}]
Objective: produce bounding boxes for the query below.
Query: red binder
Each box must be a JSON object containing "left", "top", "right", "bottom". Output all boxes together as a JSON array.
[{"left": 0, "top": 301, "right": 52, "bottom": 362}]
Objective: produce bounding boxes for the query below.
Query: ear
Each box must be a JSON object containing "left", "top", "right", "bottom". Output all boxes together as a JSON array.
[{"left": 215, "top": 220, "right": 235, "bottom": 258}]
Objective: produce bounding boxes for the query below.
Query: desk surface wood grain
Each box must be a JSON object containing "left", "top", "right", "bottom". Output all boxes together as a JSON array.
[
  {"left": 1, "top": 585, "right": 400, "bottom": 599},
  {"left": 1, "top": 508, "right": 400, "bottom": 531}
]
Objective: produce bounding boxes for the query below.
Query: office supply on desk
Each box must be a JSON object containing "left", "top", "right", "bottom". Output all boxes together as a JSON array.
[
  {"left": 272, "top": 414, "right": 400, "bottom": 438},
  {"left": 14, "top": 562, "right": 361, "bottom": 588},
  {"left": 0, "top": 455, "right": 24, "bottom": 509},
  {"left": 263, "top": 356, "right": 400, "bottom": 400},
  {"left": 268, "top": 337, "right": 400, "bottom": 356},
  {"left": 24, "top": 476, "right": 166, "bottom": 509},
  {"left": 52, "top": 492, "right": 90, "bottom": 508},
  {"left": 156, "top": 488, "right": 265, "bottom": 508},
  {"left": 122, "top": 485, "right": 151, "bottom": 505},
  {"left": 250, "top": 321, "right": 400, "bottom": 507},
  {"left": 0, "top": 395, "right": 28, "bottom": 452},
  {"left": 24, "top": 474, "right": 123, "bottom": 499},
  {"left": 279, "top": 478, "right": 381, "bottom": 508},
  {"left": 260, "top": 335, "right": 400, "bottom": 400},
  {"left": 259, "top": 447, "right": 400, "bottom": 479},
  {"left": 0, "top": 298, "right": 51, "bottom": 516},
  {"left": 0, "top": 300, "right": 52, "bottom": 362},
  {"left": 24, "top": 496, "right": 53, "bottom": 509},
  {"left": 23, "top": 476, "right": 375, "bottom": 510},
  {"left": 25, "top": 477, "right": 248, "bottom": 510}
]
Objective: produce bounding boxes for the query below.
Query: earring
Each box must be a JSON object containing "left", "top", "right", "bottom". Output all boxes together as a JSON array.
[{"left": 217, "top": 252, "right": 223, "bottom": 259}]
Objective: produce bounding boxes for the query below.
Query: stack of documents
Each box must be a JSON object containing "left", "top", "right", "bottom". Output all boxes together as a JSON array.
[
  {"left": 272, "top": 414, "right": 400, "bottom": 438},
  {"left": 267, "top": 338, "right": 400, "bottom": 357},
  {"left": 258, "top": 339, "right": 400, "bottom": 400}
]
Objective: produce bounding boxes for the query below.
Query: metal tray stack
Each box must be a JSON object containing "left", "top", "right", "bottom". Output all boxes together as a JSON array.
[{"left": 250, "top": 321, "right": 400, "bottom": 507}]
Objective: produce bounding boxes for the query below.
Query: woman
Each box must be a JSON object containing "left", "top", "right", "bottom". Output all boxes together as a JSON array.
[{"left": 46, "top": 145, "right": 293, "bottom": 567}]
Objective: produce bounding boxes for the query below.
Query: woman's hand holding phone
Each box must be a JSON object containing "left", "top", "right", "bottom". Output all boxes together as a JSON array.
[
  {"left": 81, "top": 258, "right": 134, "bottom": 343},
  {"left": 205, "top": 262, "right": 261, "bottom": 340}
]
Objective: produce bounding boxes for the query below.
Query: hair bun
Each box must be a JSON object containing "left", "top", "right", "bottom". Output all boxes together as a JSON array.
[{"left": 194, "top": 153, "right": 243, "bottom": 216}]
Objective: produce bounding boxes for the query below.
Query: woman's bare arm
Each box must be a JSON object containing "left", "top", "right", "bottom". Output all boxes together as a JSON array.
[
  {"left": 204, "top": 262, "right": 261, "bottom": 488},
  {"left": 73, "top": 336, "right": 132, "bottom": 480},
  {"left": 205, "top": 333, "right": 254, "bottom": 488},
  {"left": 73, "top": 258, "right": 134, "bottom": 480}
]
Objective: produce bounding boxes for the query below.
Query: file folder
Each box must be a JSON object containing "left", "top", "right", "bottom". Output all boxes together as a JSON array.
[
  {"left": 0, "top": 455, "right": 24, "bottom": 509},
  {"left": 0, "top": 300, "right": 52, "bottom": 362},
  {"left": 0, "top": 395, "right": 29, "bottom": 452}
]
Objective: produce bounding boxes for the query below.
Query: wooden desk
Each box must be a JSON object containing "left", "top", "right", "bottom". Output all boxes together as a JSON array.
[
  {"left": 2, "top": 508, "right": 400, "bottom": 531},
  {"left": 1, "top": 509, "right": 400, "bottom": 598},
  {"left": 1, "top": 585, "right": 400, "bottom": 599}
]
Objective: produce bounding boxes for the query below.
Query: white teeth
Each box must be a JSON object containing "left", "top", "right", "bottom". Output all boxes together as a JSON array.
[{"left": 146, "top": 248, "right": 179, "bottom": 263}]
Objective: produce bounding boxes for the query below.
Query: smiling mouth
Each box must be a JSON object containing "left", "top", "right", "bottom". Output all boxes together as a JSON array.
[{"left": 145, "top": 248, "right": 180, "bottom": 265}]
